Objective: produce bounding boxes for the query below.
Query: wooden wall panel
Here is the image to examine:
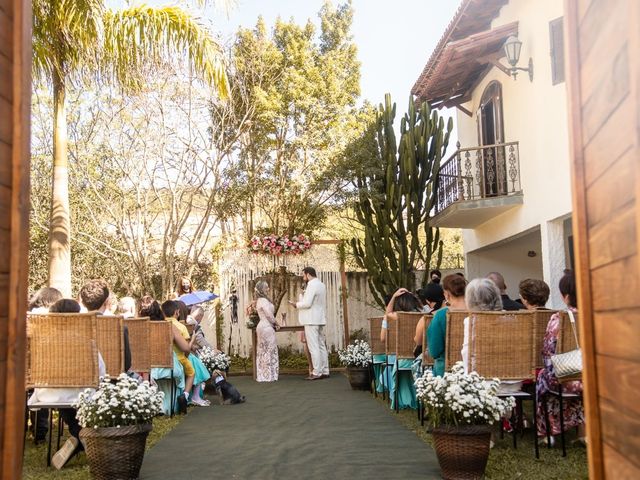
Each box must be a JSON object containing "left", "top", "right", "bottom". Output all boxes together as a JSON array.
[
  {"left": 566, "top": 0, "right": 640, "bottom": 477},
  {"left": 0, "top": 0, "right": 30, "bottom": 477},
  {"left": 585, "top": 148, "right": 634, "bottom": 228}
]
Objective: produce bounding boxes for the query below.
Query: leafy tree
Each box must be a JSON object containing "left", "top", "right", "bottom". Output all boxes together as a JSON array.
[
  {"left": 32, "top": 0, "right": 228, "bottom": 295},
  {"left": 350, "top": 94, "right": 453, "bottom": 307},
  {"left": 218, "top": 1, "right": 362, "bottom": 238}
]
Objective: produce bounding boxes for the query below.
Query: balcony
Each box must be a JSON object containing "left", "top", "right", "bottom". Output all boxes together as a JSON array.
[{"left": 432, "top": 142, "right": 523, "bottom": 228}]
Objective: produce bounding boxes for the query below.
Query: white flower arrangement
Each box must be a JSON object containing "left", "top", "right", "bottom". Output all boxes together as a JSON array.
[
  {"left": 338, "top": 340, "right": 372, "bottom": 367},
  {"left": 74, "top": 374, "right": 164, "bottom": 428},
  {"left": 198, "top": 346, "right": 231, "bottom": 372},
  {"left": 415, "top": 362, "right": 515, "bottom": 427}
]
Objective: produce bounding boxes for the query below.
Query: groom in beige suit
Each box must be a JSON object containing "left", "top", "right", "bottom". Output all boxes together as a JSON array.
[{"left": 289, "top": 267, "right": 330, "bottom": 380}]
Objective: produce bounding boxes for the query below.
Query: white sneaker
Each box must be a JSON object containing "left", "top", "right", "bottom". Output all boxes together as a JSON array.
[
  {"left": 190, "top": 397, "right": 210, "bottom": 407},
  {"left": 51, "top": 437, "right": 79, "bottom": 470}
]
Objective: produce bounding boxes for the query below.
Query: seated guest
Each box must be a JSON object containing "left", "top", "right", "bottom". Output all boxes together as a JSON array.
[
  {"left": 80, "top": 279, "right": 131, "bottom": 372},
  {"left": 118, "top": 296, "right": 137, "bottom": 318},
  {"left": 425, "top": 274, "right": 467, "bottom": 376},
  {"left": 417, "top": 283, "right": 445, "bottom": 314},
  {"left": 176, "top": 300, "right": 190, "bottom": 322},
  {"left": 379, "top": 288, "right": 421, "bottom": 410},
  {"left": 188, "top": 306, "right": 216, "bottom": 353},
  {"left": 536, "top": 271, "right": 585, "bottom": 445},
  {"left": 461, "top": 278, "right": 503, "bottom": 373},
  {"left": 161, "top": 300, "right": 210, "bottom": 410},
  {"left": 103, "top": 293, "right": 118, "bottom": 315},
  {"left": 29, "top": 299, "right": 106, "bottom": 470},
  {"left": 28, "top": 287, "right": 63, "bottom": 313},
  {"left": 429, "top": 269, "right": 442, "bottom": 284},
  {"left": 486, "top": 272, "right": 524, "bottom": 311},
  {"left": 139, "top": 295, "right": 165, "bottom": 320},
  {"left": 26, "top": 287, "right": 63, "bottom": 443},
  {"left": 518, "top": 279, "right": 550, "bottom": 310}
]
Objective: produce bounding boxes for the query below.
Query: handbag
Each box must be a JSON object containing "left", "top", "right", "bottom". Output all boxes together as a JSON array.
[{"left": 550, "top": 310, "right": 582, "bottom": 378}]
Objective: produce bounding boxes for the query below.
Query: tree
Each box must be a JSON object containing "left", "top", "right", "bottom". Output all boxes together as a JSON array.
[
  {"left": 350, "top": 94, "right": 453, "bottom": 307},
  {"left": 219, "top": 1, "right": 362, "bottom": 238},
  {"left": 32, "top": 0, "right": 228, "bottom": 295}
]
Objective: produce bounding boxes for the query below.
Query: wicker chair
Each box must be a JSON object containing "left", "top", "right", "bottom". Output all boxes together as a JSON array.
[
  {"left": 96, "top": 315, "right": 125, "bottom": 377},
  {"left": 26, "top": 312, "right": 100, "bottom": 388},
  {"left": 556, "top": 311, "right": 580, "bottom": 354},
  {"left": 394, "top": 312, "right": 423, "bottom": 413},
  {"left": 124, "top": 318, "right": 151, "bottom": 373},
  {"left": 149, "top": 321, "right": 176, "bottom": 416},
  {"left": 540, "top": 310, "right": 582, "bottom": 457},
  {"left": 421, "top": 314, "right": 435, "bottom": 368},
  {"left": 468, "top": 311, "right": 537, "bottom": 454},
  {"left": 531, "top": 310, "right": 557, "bottom": 369},
  {"left": 26, "top": 312, "right": 100, "bottom": 465},
  {"left": 368, "top": 316, "right": 386, "bottom": 399},
  {"left": 444, "top": 310, "right": 469, "bottom": 371}
]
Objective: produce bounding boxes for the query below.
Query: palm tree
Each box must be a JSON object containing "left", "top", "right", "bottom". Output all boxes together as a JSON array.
[{"left": 32, "top": 0, "right": 228, "bottom": 296}]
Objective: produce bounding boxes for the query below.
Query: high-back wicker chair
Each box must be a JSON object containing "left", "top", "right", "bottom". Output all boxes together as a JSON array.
[
  {"left": 421, "top": 314, "right": 434, "bottom": 367},
  {"left": 149, "top": 321, "right": 174, "bottom": 368},
  {"left": 444, "top": 310, "right": 469, "bottom": 370},
  {"left": 531, "top": 310, "right": 557, "bottom": 368},
  {"left": 395, "top": 312, "right": 423, "bottom": 360},
  {"left": 385, "top": 315, "right": 397, "bottom": 358},
  {"left": 96, "top": 315, "right": 125, "bottom": 377},
  {"left": 556, "top": 311, "right": 580, "bottom": 354},
  {"left": 469, "top": 311, "right": 535, "bottom": 381},
  {"left": 368, "top": 317, "right": 385, "bottom": 355},
  {"left": 125, "top": 317, "right": 151, "bottom": 373},
  {"left": 26, "top": 313, "right": 99, "bottom": 388}
]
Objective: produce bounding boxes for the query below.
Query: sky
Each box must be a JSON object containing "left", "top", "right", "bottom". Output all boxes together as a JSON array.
[{"left": 213, "top": 0, "right": 460, "bottom": 111}]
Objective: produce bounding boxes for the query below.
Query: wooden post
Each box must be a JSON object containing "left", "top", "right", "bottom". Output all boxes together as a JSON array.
[
  {"left": 339, "top": 253, "right": 350, "bottom": 348},
  {"left": 0, "top": 0, "right": 31, "bottom": 477}
]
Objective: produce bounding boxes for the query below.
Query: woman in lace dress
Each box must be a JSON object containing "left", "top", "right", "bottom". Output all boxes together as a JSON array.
[{"left": 255, "top": 281, "right": 280, "bottom": 382}]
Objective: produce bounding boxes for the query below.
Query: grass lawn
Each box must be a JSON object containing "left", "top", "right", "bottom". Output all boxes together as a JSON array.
[
  {"left": 22, "top": 414, "right": 183, "bottom": 480},
  {"left": 387, "top": 400, "right": 589, "bottom": 480}
]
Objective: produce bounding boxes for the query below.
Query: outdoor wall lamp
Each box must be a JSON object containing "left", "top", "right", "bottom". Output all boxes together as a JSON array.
[{"left": 503, "top": 35, "right": 533, "bottom": 81}]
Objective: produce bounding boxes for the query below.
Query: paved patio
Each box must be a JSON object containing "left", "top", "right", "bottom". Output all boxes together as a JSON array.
[{"left": 140, "top": 374, "right": 441, "bottom": 479}]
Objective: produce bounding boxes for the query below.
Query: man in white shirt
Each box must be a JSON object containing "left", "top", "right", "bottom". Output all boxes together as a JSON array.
[{"left": 289, "top": 267, "right": 330, "bottom": 380}]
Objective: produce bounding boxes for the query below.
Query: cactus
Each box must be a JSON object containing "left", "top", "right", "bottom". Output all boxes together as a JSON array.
[{"left": 352, "top": 94, "right": 452, "bottom": 307}]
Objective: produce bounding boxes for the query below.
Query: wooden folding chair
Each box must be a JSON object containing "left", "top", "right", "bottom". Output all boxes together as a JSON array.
[
  {"left": 26, "top": 312, "right": 100, "bottom": 466},
  {"left": 149, "top": 321, "right": 176, "bottom": 416},
  {"left": 556, "top": 311, "right": 580, "bottom": 354},
  {"left": 368, "top": 316, "right": 386, "bottom": 399},
  {"left": 96, "top": 315, "right": 125, "bottom": 377},
  {"left": 469, "top": 311, "right": 537, "bottom": 455},
  {"left": 124, "top": 317, "right": 151, "bottom": 373},
  {"left": 444, "top": 310, "right": 468, "bottom": 371}
]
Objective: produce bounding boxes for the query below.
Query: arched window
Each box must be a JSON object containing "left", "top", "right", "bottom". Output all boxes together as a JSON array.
[
  {"left": 477, "top": 81, "right": 505, "bottom": 146},
  {"left": 476, "top": 81, "right": 507, "bottom": 196}
]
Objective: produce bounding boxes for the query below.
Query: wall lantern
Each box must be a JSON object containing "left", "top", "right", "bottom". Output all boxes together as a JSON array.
[{"left": 503, "top": 35, "right": 533, "bottom": 81}]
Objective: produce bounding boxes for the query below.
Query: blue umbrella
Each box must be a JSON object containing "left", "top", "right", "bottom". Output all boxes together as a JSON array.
[{"left": 179, "top": 290, "right": 218, "bottom": 306}]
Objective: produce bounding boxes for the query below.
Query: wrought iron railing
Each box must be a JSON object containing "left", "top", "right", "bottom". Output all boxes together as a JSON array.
[{"left": 435, "top": 141, "right": 522, "bottom": 214}]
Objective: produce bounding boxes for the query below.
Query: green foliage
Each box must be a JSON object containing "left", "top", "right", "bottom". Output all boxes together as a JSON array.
[
  {"left": 216, "top": 1, "right": 364, "bottom": 237},
  {"left": 348, "top": 328, "right": 367, "bottom": 343},
  {"left": 350, "top": 94, "right": 453, "bottom": 307}
]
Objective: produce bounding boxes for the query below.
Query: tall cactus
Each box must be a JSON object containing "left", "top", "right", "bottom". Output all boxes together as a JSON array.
[{"left": 351, "top": 94, "right": 452, "bottom": 307}]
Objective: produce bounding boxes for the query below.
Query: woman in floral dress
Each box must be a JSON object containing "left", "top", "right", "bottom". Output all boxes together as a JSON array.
[
  {"left": 536, "top": 271, "right": 585, "bottom": 443},
  {"left": 255, "top": 281, "right": 280, "bottom": 382}
]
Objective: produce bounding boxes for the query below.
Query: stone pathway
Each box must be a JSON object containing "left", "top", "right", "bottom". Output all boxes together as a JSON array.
[{"left": 140, "top": 374, "right": 440, "bottom": 479}]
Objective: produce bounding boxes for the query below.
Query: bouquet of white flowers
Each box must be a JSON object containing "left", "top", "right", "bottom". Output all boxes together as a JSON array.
[
  {"left": 415, "top": 362, "right": 515, "bottom": 427},
  {"left": 198, "top": 346, "right": 231, "bottom": 372},
  {"left": 74, "top": 374, "right": 164, "bottom": 428},
  {"left": 338, "top": 340, "right": 372, "bottom": 367}
]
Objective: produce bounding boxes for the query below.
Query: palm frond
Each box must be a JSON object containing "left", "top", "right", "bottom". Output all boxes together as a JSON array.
[
  {"left": 103, "top": 4, "right": 229, "bottom": 97},
  {"left": 32, "top": 0, "right": 103, "bottom": 81}
]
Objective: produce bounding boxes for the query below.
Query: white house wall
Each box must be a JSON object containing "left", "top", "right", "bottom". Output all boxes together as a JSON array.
[{"left": 455, "top": 0, "right": 572, "bottom": 304}]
